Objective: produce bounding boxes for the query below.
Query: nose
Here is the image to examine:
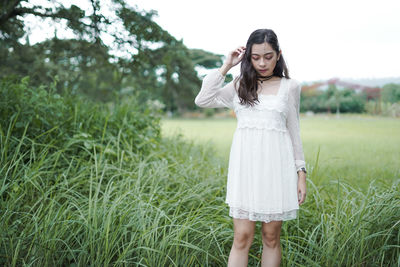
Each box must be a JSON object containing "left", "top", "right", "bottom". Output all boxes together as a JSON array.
[{"left": 259, "top": 58, "right": 266, "bottom": 67}]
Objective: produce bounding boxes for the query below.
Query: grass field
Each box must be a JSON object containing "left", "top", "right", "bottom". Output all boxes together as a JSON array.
[
  {"left": 161, "top": 113, "right": 400, "bottom": 191},
  {"left": 2, "top": 108, "right": 399, "bottom": 266},
  {"left": 159, "top": 113, "right": 400, "bottom": 265},
  {"left": 3, "top": 77, "right": 399, "bottom": 266}
]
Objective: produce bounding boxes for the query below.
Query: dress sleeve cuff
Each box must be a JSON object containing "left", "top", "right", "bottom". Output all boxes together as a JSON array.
[{"left": 295, "top": 160, "right": 306, "bottom": 172}]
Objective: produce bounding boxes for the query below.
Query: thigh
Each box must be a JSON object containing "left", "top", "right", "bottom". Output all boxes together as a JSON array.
[
  {"left": 233, "top": 218, "right": 256, "bottom": 236},
  {"left": 261, "top": 220, "right": 282, "bottom": 236}
]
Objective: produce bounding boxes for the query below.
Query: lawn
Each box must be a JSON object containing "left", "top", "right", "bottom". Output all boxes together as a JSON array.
[{"left": 161, "top": 113, "right": 400, "bottom": 191}]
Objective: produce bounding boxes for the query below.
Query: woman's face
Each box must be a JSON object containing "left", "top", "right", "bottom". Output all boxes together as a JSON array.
[{"left": 250, "top": 42, "right": 281, "bottom": 77}]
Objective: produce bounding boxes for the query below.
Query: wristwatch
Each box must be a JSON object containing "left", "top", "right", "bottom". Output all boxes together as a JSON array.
[{"left": 297, "top": 167, "right": 307, "bottom": 174}]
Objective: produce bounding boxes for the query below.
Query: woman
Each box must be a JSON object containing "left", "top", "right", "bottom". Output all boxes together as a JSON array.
[{"left": 194, "top": 29, "right": 307, "bottom": 266}]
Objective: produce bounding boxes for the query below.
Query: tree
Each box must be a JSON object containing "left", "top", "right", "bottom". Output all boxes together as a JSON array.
[{"left": 0, "top": 0, "right": 224, "bottom": 111}]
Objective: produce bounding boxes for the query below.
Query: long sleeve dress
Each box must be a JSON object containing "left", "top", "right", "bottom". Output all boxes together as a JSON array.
[{"left": 194, "top": 69, "right": 306, "bottom": 223}]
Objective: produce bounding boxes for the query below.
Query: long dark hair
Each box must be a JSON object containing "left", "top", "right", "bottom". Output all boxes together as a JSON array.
[{"left": 234, "top": 29, "right": 290, "bottom": 107}]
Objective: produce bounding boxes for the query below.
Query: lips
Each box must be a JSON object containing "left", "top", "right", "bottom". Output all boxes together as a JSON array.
[{"left": 259, "top": 69, "right": 268, "bottom": 72}]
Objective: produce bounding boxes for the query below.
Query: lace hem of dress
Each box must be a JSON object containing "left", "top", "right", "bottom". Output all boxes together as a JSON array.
[{"left": 229, "top": 207, "right": 297, "bottom": 223}]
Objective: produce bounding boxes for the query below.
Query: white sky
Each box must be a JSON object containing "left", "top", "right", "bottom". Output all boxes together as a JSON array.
[
  {"left": 24, "top": 0, "right": 400, "bottom": 82},
  {"left": 131, "top": 0, "right": 400, "bottom": 82}
]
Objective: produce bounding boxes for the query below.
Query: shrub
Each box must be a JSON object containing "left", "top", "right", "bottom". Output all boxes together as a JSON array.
[
  {"left": 382, "top": 83, "right": 400, "bottom": 103},
  {"left": 204, "top": 108, "right": 215, "bottom": 117},
  {"left": 0, "top": 75, "right": 161, "bottom": 161}
]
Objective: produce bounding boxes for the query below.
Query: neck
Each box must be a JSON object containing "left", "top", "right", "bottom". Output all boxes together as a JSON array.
[{"left": 257, "top": 74, "right": 274, "bottom": 83}]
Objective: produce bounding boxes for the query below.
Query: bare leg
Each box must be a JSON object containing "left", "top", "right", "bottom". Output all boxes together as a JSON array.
[
  {"left": 227, "top": 218, "right": 256, "bottom": 267},
  {"left": 261, "top": 220, "right": 282, "bottom": 267}
]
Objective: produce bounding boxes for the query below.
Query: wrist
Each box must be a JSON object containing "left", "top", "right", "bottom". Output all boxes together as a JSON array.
[
  {"left": 297, "top": 167, "right": 307, "bottom": 179},
  {"left": 219, "top": 63, "right": 232, "bottom": 76},
  {"left": 297, "top": 167, "right": 307, "bottom": 174},
  {"left": 298, "top": 172, "right": 306, "bottom": 180}
]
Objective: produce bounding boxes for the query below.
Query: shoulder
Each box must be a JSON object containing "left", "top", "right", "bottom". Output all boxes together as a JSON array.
[
  {"left": 286, "top": 77, "right": 301, "bottom": 88},
  {"left": 285, "top": 78, "right": 302, "bottom": 101},
  {"left": 286, "top": 77, "right": 301, "bottom": 94}
]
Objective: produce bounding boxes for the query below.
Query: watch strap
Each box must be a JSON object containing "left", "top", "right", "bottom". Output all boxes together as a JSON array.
[{"left": 297, "top": 167, "right": 307, "bottom": 174}]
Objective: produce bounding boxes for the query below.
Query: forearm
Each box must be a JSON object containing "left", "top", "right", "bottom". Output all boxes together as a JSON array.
[
  {"left": 219, "top": 62, "right": 233, "bottom": 76},
  {"left": 194, "top": 69, "right": 235, "bottom": 109},
  {"left": 287, "top": 81, "right": 307, "bottom": 173}
]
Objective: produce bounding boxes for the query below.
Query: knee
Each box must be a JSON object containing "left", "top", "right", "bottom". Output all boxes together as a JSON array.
[
  {"left": 261, "top": 230, "right": 280, "bottom": 248},
  {"left": 233, "top": 230, "right": 254, "bottom": 250}
]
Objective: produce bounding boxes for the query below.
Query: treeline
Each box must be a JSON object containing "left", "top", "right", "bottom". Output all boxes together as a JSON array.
[
  {"left": 0, "top": 0, "right": 223, "bottom": 112},
  {"left": 300, "top": 83, "right": 400, "bottom": 116},
  {"left": 198, "top": 82, "right": 400, "bottom": 118},
  {"left": 2, "top": 1, "right": 399, "bottom": 117}
]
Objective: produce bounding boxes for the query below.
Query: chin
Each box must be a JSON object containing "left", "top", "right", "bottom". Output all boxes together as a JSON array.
[{"left": 258, "top": 71, "right": 272, "bottom": 77}]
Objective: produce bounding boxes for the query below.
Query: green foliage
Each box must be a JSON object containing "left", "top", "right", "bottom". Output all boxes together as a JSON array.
[
  {"left": 381, "top": 83, "right": 400, "bottom": 103},
  {"left": 301, "top": 85, "right": 366, "bottom": 113},
  {"left": 162, "top": 116, "right": 400, "bottom": 191},
  {"left": 0, "top": 75, "right": 161, "bottom": 162},
  {"left": 188, "top": 48, "right": 224, "bottom": 69},
  {"left": 0, "top": 130, "right": 230, "bottom": 265},
  {"left": 1, "top": 123, "right": 399, "bottom": 265},
  {"left": 161, "top": 117, "right": 400, "bottom": 266},
  {"left": 0, "top": 77, "right": 399, "bottom": 265},
  {"left": 0, "top": 75, "right": 229, "bottom": 265},
  {"left": 301, "top": 83, "right": 400, "bottom": 115},
  {"left": 0, "top": 0, "right": 223, "bottom": 112},
  {"left": 365, "top": 100, "right": 400, "bottom": 117},
  {"left": 204, "top": 108, "right": 215, "bottom": 117},
  {"left": 300, "top": 90, "right": 326, "bottom": 113}
]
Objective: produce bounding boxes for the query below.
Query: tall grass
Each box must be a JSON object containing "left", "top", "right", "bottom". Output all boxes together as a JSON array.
[
  {"left": 1, "top": 123, "right": 399, "bottom": 266},
  {"left": 1, "top": 120, "right": 232, "bottom": 266},
  {"left": 1, "top": 77, "right": 399, "bottom": 266}
]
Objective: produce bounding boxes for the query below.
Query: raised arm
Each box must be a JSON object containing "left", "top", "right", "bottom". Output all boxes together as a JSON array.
[
  {"left": 195, "top": 46, "right": 246, "bottom": 109},
  {"left": 286, "top": 79, "right": 306, "bottom": 173},
  {"left": 194, "top": 69, "right": 236, "bottom": 109}
]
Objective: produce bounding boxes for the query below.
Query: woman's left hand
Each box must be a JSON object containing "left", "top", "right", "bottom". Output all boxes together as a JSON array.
[{"left": 297, "top": 172, "right": 307, "bottom": 205}]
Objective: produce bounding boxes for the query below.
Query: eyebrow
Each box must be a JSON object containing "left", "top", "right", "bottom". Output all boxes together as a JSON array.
[{"left": 251, "top": 52, "right": 274, "bottom": 56}]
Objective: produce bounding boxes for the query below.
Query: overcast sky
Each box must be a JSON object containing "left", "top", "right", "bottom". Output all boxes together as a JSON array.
[
  {"left": 25, "top": 0, "right": 400, "bottom": 82},
  {"left": 132, "top": 0, "right": 400, "bottom": 82}
]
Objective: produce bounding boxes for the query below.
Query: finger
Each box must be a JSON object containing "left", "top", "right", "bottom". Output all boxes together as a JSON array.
[
  {"left": 299, "top": 190, "right": 304, "bottom": 202},
  {"left": 300, "top": 193, "right": 304, "bottom": 204}
]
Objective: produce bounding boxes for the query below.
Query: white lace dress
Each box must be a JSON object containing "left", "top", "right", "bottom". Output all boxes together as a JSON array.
[{"left": 194, "top": 69, "right": 306, "bottom": 223}]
